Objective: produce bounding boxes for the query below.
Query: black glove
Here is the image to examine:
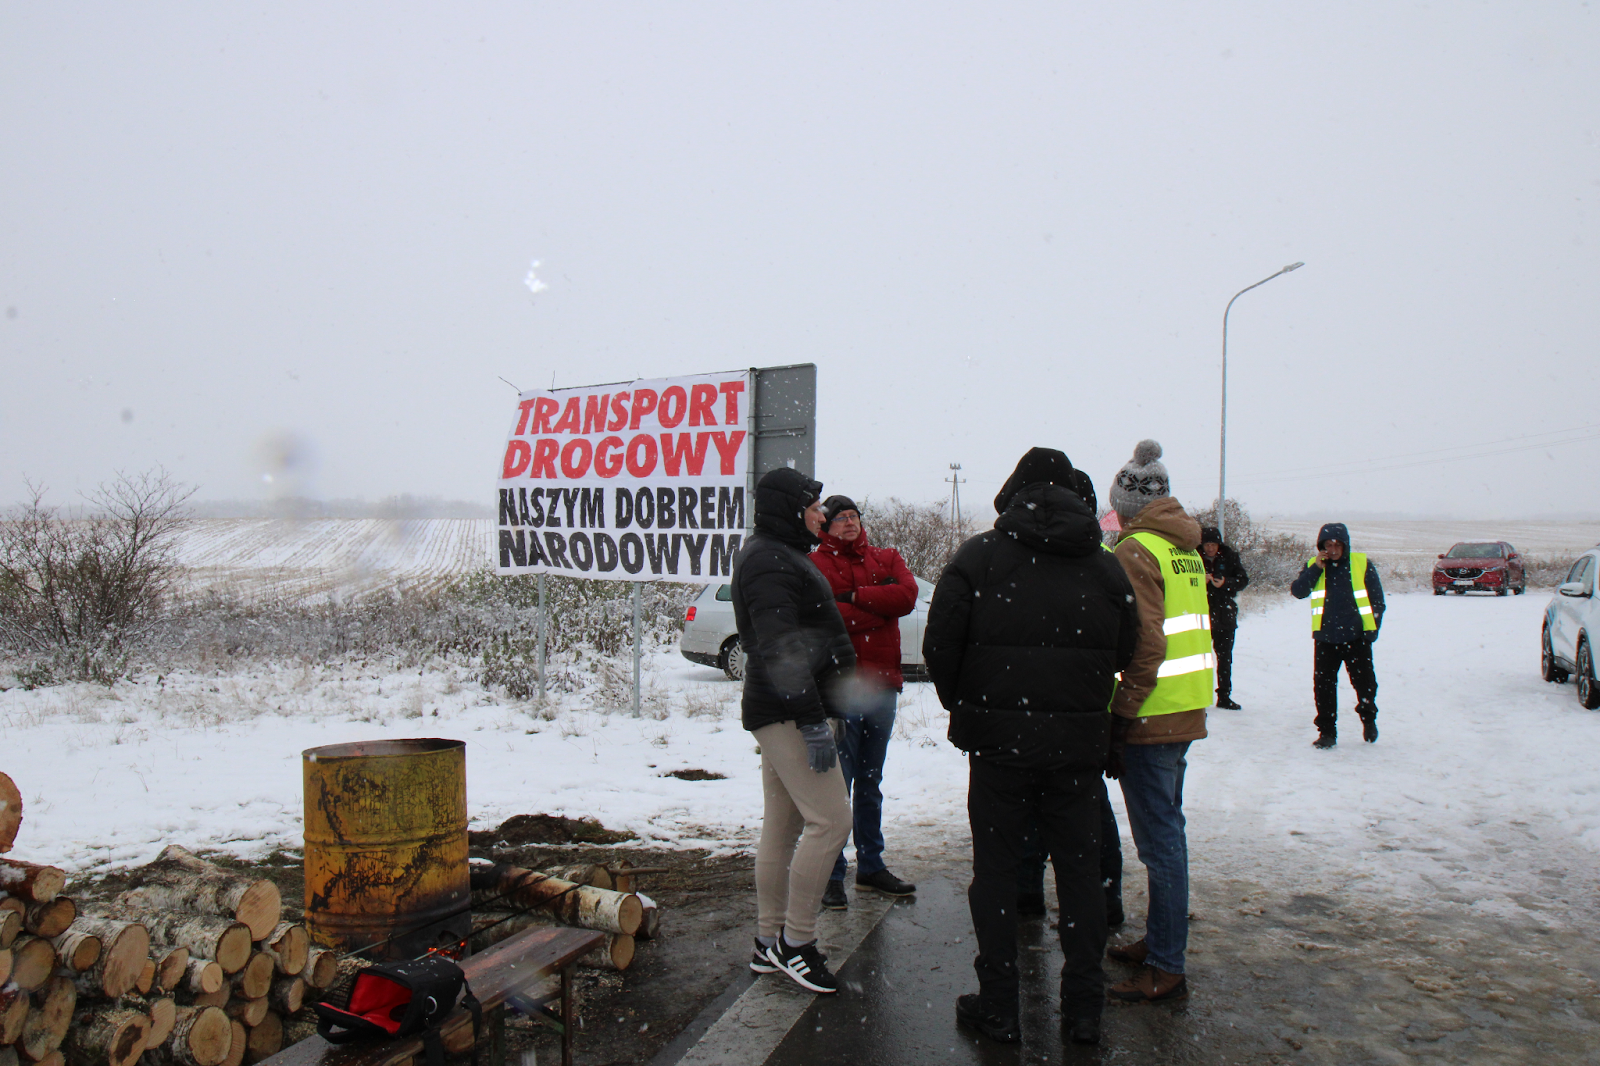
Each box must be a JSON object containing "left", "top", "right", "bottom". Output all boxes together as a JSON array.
[
  {"left": 799, "top": 722, "right": 838, "bottom": 773},
  {"left": 1105, "top": 716, "right": 1133, "bottom": 780},
  {"left": 835, "top": 589, "right": 854, "bottom": 604},
  {"left": 1366, "top": 627, "right": 1380, "bottom": 644}
]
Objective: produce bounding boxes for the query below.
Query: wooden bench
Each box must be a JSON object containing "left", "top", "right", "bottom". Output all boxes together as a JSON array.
[{"left": 260, "top": 925, "right": 605, "bottom": 1066}]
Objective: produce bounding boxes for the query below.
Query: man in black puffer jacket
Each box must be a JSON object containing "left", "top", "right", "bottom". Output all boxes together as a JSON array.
[
  {"left": 732, "top": 467, "right": 857, "bottom": 994},
  {"left": 924, "top": 448, "right": 1140, "bottom": 1046}
]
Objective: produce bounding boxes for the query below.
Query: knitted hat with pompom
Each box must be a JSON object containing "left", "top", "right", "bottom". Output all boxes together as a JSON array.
[{"left": 1109, "top": 439, "right": 1170, "bottom": 521}]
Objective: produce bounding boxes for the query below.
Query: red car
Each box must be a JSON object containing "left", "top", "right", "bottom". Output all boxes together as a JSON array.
[{"left": 1432, "top": 541, "right": 1526, "bottom": 596}]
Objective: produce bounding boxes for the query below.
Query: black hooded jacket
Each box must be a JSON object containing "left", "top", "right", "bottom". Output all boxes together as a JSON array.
[
  {"left": 923, "top": 458, "right": 1139, "bottom": 769},
  {"left": 1199, "top": 526, "right": 1251, "bottom": 625},
  {"left": 731, "top": 468, "right": 857, "bottom": 731},
  {"left": 1289, "top": 522, "right": 1386, "bottom": 643}
]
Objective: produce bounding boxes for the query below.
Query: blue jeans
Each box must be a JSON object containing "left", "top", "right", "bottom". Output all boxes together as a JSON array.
[
  {"left": 1117, "top": 741, "right": 1191, "bottom": 974},
  {"left": 830, "top": 688, "right": 898, "bottom": 881}
]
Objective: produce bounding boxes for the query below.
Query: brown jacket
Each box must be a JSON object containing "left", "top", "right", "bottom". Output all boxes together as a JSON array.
[{"left": 1110, "top": 498, "right": 1209, "bottom": 744}]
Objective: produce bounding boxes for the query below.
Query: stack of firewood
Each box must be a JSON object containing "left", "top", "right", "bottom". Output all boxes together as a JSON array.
[
  {"left": 2, "top": 774, "right": 334, "bottom": 1066},
  {"left": 467, "top": 860, "right": 662, "bottom": 973}
]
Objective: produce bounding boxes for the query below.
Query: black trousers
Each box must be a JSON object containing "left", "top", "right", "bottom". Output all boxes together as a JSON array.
[
  {"left": 1015, "top": 780, "right": 1122, "bottom": 911},
  {"left": 968, "top": 756, "right": 1106, "bottom": 1017},
  {"left": 1212, "top": 617, "right": 1237, "bottom": 700},
  {"left": 1313, "top": 639, "right": 1378, "bottom": 737}
]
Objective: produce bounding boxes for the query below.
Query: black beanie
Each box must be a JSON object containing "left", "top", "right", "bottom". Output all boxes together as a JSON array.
[
  {"left": 994, "top": 447, "right": 1078, "bottom": 513},
  {"left": 822, "top": 495, "right": 859, "bottom": 524}
]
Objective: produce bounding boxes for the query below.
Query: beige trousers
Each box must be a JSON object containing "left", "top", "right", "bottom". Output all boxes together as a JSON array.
[{"left": 753, "top": 721, "right": 853, "bottom": 942}]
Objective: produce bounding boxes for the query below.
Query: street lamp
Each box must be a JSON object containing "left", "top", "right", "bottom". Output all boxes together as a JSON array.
[{"left": 1219, "top": 261, "right": 1303, "bottom": 544}]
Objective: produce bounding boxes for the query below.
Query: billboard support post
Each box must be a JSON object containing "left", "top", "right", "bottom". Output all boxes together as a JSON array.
[
  {"left": 537, "top": 573, "right": 547, "bottom": 702},
  {"left": 631, "top": 583, "right": 643, "bottom": 717}
]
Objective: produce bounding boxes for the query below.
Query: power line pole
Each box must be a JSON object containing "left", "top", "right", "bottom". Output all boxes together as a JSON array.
[{"left": 945, "top": 463, "right": 965, "bottom": 553}]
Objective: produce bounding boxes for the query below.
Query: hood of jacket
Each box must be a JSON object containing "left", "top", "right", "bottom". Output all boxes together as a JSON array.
[
  {"left": 993, "top": 447, "right": 1078, "bottom": 513},
  {"left": 993, "top": 482, "right": 1102, "bottom": 556},
  {"left": 754, "top": 467, "right": 823, "bottom": 550},
  {"left": 1317, "top": 522, "right": 1350, "bottom": 550},
  {"left": 1122, "top": 497, "right": 1201, "bottom": 551}
]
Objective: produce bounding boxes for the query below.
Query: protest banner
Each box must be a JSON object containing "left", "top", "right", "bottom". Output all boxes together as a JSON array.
[{"left": 495, "top": 370, "right": 750, "bottom": 582}]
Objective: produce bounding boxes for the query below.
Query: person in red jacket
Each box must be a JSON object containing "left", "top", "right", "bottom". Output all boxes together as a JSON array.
[{"left": 811, "top": 495, "right": 920, "bottom": 906}]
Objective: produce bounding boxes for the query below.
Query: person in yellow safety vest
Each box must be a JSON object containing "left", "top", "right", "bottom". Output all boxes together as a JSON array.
[
  {"left": 1104, "top": 439, "right": 1211, "bottom": 1006},
  {"left": 1289, "top": 522, "right": 1386, "bottom": 748}
]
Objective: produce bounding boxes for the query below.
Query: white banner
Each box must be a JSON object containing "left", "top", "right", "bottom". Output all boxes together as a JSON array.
[{"left": 495, "top": 370, "right": 750, "bottom": 581}]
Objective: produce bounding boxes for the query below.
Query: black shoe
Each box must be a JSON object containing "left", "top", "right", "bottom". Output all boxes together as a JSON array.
[
  {"left": 749, "top": 937, "right": 778, "bottom": 974},
  {"left": 955, "top": 994, "right": 1019, "bottom": 1044},
  {"left": 1217, "top": 696, "right": 1242, "bottom": 710},
  {"left": 1358, "top": 701, "right": 1379, "bottom": 743},
  {"left": 857, "top": 868, "right": 916, "bottom": 896},
  {"left": 1017, "top": 892, "right": 1047, "bottom": 918},
  {"left": 821, "top": 879, "right": 848, "bottom": 910},
  {"left": 1063, "top": 1014, "right": 1101, "bottom": 1045},
  {"left": 766, "top": 937, "right": 839, "bottom": 993},
  {"left": 1312, "top": 734, "right": 1336, "bottom": 749}
]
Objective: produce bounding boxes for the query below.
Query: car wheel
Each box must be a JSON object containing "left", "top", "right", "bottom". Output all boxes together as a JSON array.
[
  {"left": 1433, "top": 588, "right": 1445, "bottom": 596},
  {"left": 1452, "top": 588, "right": 1465, "bottom": 595},
  {"left": 1516, "top": 583, "right": 1526, "bottom": 595},
  {"left": 1578, "top": 639, "right": 1600, "bottom": 710},
  {"left": 1542, "top": 625, "right": 1569, "bottom": 683},
  {"left": 719, "top": 636, "right": 747, "bottom": 682},
  {"left": 1496, "top": 587, "right": 1508, "bottom": 597}
]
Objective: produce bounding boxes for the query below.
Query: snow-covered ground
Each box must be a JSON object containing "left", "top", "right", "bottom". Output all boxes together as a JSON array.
[{"left": 4, "top": 592, "right": 1599, "bottom": 938}]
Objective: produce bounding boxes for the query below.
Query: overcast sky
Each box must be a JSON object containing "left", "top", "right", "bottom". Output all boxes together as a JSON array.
[{"left": 4, "top": 2, "right": 1597, "bottom": 521}]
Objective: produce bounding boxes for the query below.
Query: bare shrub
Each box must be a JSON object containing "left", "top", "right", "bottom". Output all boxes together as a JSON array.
[
  {"left": 0, "top": 470, "right": 194, "bottom": 681},
  {"left": 858, "top": 497, "right": 964, "bottom": 581}
]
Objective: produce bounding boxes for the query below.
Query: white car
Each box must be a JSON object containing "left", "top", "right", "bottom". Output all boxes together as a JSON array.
[
  {"left": 679, "top": 576, "right": 935, "bottom": 681},
  {"left": 1542, "top": 545, "right": 1600, "bottom": 709}
]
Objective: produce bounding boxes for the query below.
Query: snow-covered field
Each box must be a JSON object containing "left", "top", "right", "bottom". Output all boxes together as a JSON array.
[{"left": 4, "top": 591, "right": 1599, "bottom": 943}]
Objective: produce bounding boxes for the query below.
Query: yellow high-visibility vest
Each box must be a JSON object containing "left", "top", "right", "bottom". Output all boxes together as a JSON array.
[
  {"left": 1127, "top": 532, "right": 1216, "bottom": 715},
  {"left": 1307, "top": 552, "right": 1377, "bottom": 632}
]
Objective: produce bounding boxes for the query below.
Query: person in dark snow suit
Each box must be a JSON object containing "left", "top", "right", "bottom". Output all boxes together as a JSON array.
[
  {"left": 1289, "top": 522, "right": 1386, "bottom": 747},
  {"left": 923, "top": 448, "right": 1140, "bottom": 1046},
  {"left": 732, "top": 467, "right": 857, "bottom": 993},
  {"left": 1199, "top": 526, "right": 1250, "bottom": 710}
]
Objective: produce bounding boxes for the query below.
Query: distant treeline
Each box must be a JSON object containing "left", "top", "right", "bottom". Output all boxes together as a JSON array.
[{"left": 188, "top": 495, "right": 493, "bottom": 519}]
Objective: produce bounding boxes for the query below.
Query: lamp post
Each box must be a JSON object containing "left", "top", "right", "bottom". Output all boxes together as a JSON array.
[{"left": 1219, "top": 262, "right": 1303, "bottom": 544}]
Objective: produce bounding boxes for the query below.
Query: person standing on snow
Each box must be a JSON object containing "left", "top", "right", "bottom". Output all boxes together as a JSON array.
[
  {"left": 732, "top": 467, "right": 857, "bottom": 994},
  {"left": 1199, "top": 527, "right": 1250, "bottom": 710},
  {"left": 1289, "top": 522, "right": 1385, "bottom": 748},
  {"left": 809, "top": 495, "right": 920, "bottom": 909},
  {"left": 1104, "top": 439, "right": 1212, "bottom": 1006},
  {"left": 924, "top": 447, "right": 1140, "bottom": 1047}
]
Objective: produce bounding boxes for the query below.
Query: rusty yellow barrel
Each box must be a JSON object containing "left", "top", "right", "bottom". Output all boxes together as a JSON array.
[{"left": 302, "top": 738, "right": 469, "bottom": 959}]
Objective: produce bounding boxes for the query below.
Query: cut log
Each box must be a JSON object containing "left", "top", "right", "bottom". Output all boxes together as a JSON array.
[
  {"left": 0, "top": 861, "right": 65, "bottom": 905},
  {"left": 469, "top": 864, "right": 642, "bottom": 936},
  {"left": 184, "top": 957, "right": 225, "bottom": 996},
  {"left": 300, "top": 947, "right": 338, "bottom": 990},
  {"left": 164, "top": 1006, "right": 233, "bottom": 1066},
  {"left": 0, "top": 773, "right": 24, "bottom": 853},
  {"left": 129, "top": 914, "right": 249, "bottom": 975},
  {"left": 154, "top": 945, "right": 191, "bottom": 992},
  {"left": 191, "top": 989, "right": 230, "bottom": 1010},
  {"left": 9, "top": 935, "right": 57, "bottom": 992},
  {"left": 224, "top": 999, "right": 266, "bottom": 1029},
  {"left": 1, "top": 982, "right": 30, "bottom": 1043},
  {"left": 0, "top": 945, "right": 10, "bottom": 986},
  {"left": 118, "top": 995, "right": 178, "bottom": 1048},
  {"left": 66, "top": 918, "right": 149, "bottom": 998},
  {"left": 543, "top": 864, "right": 612, "bottom": 891},
  {"left": 229, "top": 953, "right": 273, "bottom": 1001},
  {"left": 48, "top": 929, "right": 100, "bottom": 973},
  {"left": 20, "top": 976, "right": 75, "bottom": 1061},
  {"left": 136, "top": 958, "right": 156, "bottom": 995},
  {"left": 256, "top": 922, "right": 306, "bottom": 977},
  {"left": 635, "top": 892, "right": 661, "bottom": 941},
  {"left": 267, "top": 976, "right": 303, "bottom": 1016},
  {"left": 3, "top": 907, "right": 23, "bottom": 948},
  {"left": 63, "top": 1007, "right": 149, "bottom": 1066},
  {"left": 242, "top": 1011, "right": 281, "bottom": 1064},
  {"left": 23, "top": 899, "right": 75, "bottom": 940},
  {"left": 32, "top": 1054, "right": 63, "bottom": 1066},
  {"left": 220, "top": 1019, "right": 246, "bottom": 1066},
  {"left": 577, "top": 933, "right": 634, "bottom": 972},
  {"left": 118, "top": 847, "right": 280, "bottom": 940}
]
